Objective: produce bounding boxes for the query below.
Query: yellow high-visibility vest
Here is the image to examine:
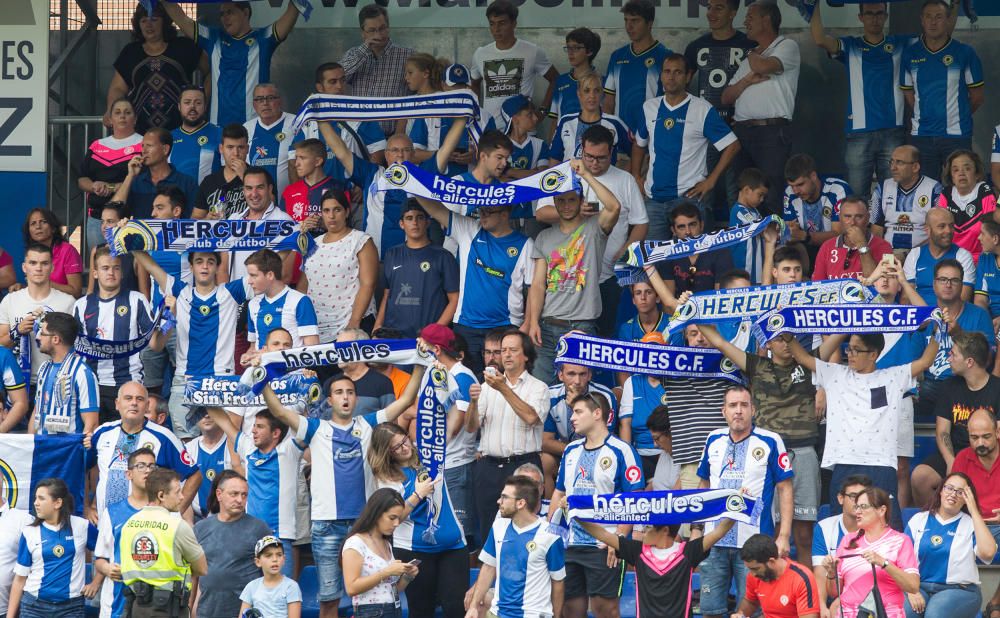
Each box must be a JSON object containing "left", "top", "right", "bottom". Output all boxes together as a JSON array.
[{"left": 118, "top": 507, "right": 190, "bottom": 590}]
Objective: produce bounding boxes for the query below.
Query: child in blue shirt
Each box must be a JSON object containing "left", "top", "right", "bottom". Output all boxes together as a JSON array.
[
  {"left": 239, "top": 536, "right": 302, "bottom": 618},
  {"left": 729, "top": 167, "right": 770, "bottom": 284}
]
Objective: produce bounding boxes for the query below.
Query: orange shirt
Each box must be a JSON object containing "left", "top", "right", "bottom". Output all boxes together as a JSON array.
[
  {"left": 386, "top": 365, "right": 411, "bottom": 399},
  {"left": 744, "top": 560, "right": 821, "bottom": 618}
]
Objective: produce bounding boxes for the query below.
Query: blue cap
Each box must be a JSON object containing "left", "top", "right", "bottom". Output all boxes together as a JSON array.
[
  {"left": 500, "top": 94, "right": 532, "bottom": 134},
  {"left": 443, "top": 63, "right": 471, "bottom": 87}
]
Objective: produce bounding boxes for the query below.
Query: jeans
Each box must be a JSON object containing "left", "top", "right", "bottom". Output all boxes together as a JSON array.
[
  {"left": 20, "top": 593, "right": 84, "bottom": 618},
  {"left": 645, "top": 197, "right": 708, "bottom": 243},
  {"left": 444, "top": 462, "right": 474, "bottom": 543},
  {"left": 904, "top": 582, "right": 981, "bottom": 618},
  {"left": 167, "top": 372, "right": 198, "bottom": 440},
  {"left": 844, "top": 128, "right": 906, "bottom": 201},
  {"left": 353, "top": 602, "right": 402, "bottom": 618},
  {"left": 731, "top": 123, "right": 794, "bottom": 218},
  {"left": 280, "top": 538, "right": 295, "bottom": 578},
  {"left": 85, "top": 216, "right": 105, "bottom": 257},
  {"left": 312, "top": 519, "right": 354, "bottom": 602},
  {"left": 909, "top": 135, "right": 973, "bottom": 182},
  {"left": 532, "top": 318, "right": 598, "bottom": 384},
  {"left": 830, "top": 463, "right": 903, "bottom": 531},
  {"left": 698, "top": 546, "right": 747, "bottom": 616}
]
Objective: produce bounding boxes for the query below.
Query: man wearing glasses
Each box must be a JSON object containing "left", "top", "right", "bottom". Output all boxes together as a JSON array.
[
  {"left": 243, "top": 83, "right": 296, "bottom": 197},
  {"left": 787, "top": 329, "right": 939, "bottom": 530},
  {"left": 810, "top": 474, "right": 873, "bottom": 618},
  {"left": 812, "top": 196, "right": 892, "bottom": 282},
  {"left": 537, "top": 125, "right": 647, "bottom": 336},
  {"left": 810, "top": 2, "right": 916, "bottom": 201},
  {"left": 86, "top": 381, "right": 201, "bottom": 524},
  {"left": 870, "top": 145, "right": 944, "bottom": 262}
]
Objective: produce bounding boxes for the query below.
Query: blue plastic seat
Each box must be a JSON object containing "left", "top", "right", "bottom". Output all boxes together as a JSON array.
[{"left": 299, "top": 565, "right": 320, "bottom": 618}]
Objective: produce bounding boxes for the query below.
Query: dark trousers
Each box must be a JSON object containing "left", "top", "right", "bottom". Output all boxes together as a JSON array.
[
  {"left": 474, "top": 452, "right": 543, "bottom": 550},
  {"left": 830, "top": 463, "right": 903, "bottom": 531},
  {"left": 910, "top": 135, "right": 973, "bottom": 182},
  {"left": 394, "top": 546, "right": 468, "bottom": 618},
  {"left": 452, "top": 323, "right": 504, "bottom": 377},
  {"left": 731, "top": 123, "right": 794, "bottom": 218}
]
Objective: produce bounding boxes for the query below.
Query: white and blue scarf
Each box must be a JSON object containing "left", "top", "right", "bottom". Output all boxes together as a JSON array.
[
  {"left": 752, "top": 304, "right": 947, "bottom": 346},
  {"left": 376, "top": 161, "right": 579, "bottom": 215},
  {"left": 292, "top": 91, "right": 483, "bottom": 146},
  {"left": 106, "top": 219, "right": 314, "bottom": 257},
  {"left": 555, "top": 332, "right": 745, "bottom": 384},
  {"left": 74, "top": 306, "right": 164, "bottom": 361},
  {"left": 568, "top": 488, "right": 758, "bottom": 526},
  {"left": 614, "top": 216, "right": 785, "bottom": 286},
  {"left": 666, "top": 279, "right": 874, "bottom": 336},
  {"left": 185, "top": 374, "right": 322, "bottom": 409},
  {"left": 414, "top": 366, "right": 459, "bottom": 545}
]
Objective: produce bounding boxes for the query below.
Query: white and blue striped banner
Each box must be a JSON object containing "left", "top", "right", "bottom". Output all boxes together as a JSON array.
[
  {"left": 106, "top": 219, "right": 314, "bottom": 257},
  {"left": 666, "top": 279, "right": 875, "bottom": 336},
  {"left": 0, "top": 434, "right": 86, "bottom": 514},
  {"left": 376, "top": 160, "right": 578, "bottom": 215},
  {"left": 752, "top": 304, "right": 946, "bottom": 346},
  {"left": 184, "top": 374, "right": 322, "bottom": 408},
  {"left": 292, "top": 91, "right": 483, "bottom": 145},
  {"left": 614, "top": 216, "right": 785, "bottom": 286},
  {"left": 568, "top": 488, "right": 758, "bottom": 526}
]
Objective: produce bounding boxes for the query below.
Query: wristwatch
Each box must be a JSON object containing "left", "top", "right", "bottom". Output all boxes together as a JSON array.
[
  {"left": 882, "top": 559, "right": 889, "bottom": 569},
  {"left": 858, "top": 245, "right": 870, "bottom": 255}
]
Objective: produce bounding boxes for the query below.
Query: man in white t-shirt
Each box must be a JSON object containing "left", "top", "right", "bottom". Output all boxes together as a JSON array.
[
  {"left": 787, "top": 330, "right": 939, "bottom": 529},
  {"left": 722, "top": 2, "right": 800, "bottom": 218},
  {"left": 469, "top": 0, "right": 558, "bottom": 127},
  {"left": 536, "top": 125, "right": 648, "bottom": 336},
  {"left": 0, "top": 244, "right": 76, "bottom": 389}
]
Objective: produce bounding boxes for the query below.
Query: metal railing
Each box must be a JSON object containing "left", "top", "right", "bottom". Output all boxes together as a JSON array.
[{"left": 48, "top": 115, "right": 106, "bottom": 258}]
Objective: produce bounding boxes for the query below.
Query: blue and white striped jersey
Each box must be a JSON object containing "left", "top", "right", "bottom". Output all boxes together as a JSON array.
[
  {"left": 549, "top": 71, "right": 585, "bottom": 122},
  {"left": 548, "top": 113, "right": 631, "bottom": 164},
  {"left": 33, "top": 353, "right": 99, "bottom": 435},
  {"left": 903, "top": 244, "right": 975, "bottom": 306},
  {"left": 95, "top": 499, "right": 141, "bottom": 618},
  {"left": 89, "top": 419, "right": 199, "bottom": 516},
  {"left": 729, "top": 204, "right": 767, "bottom": 283},
  {"left": 698, "top": 426, "right": 793, "bottom": 547},
  {"left": 543, "top": 382, "right": 619, "bottom": 444},
  {"left": 297, "top": 410, "right": 387, "bottom": 521},
  {"left": 170, "top": 122, "right": 221, "bottom": 184},
  {"left": 619, "top": 375, "right": 667, "bottom": 455},
  {"left": 236, "top": 432, "right": 305, "bottom": 540},
  {"left": 635, "top": 94, "right": 737, "bottom": 201},
  {"left": 508, "top": 136, "right": 549, "bottom": 172},
  {"left": 184, "top": 436, "right": 230, "bottom": 519},
  {"left": 782, "top": 177, "right": 851, "bottom": 234},
  {"left": 446, "top": 362, "right": 479, "bottom": 469},
  {"left": 197, "top": 25, "right": 281, "bottom": 126},
  {"left": 447, "top": 213, "right": 534, "bottom": 329},
  {"left": 811, "top": 514, "right": 848, "bottom": 567},
  {"left": 15, "top": 516, "right": 96, "bottom": 602},
  {"left": 556, "top": 434, "right": 644, "bottom": 546},
  {"left": 900, "top": 38, "right": 984, "bottom": 138},
  {"left": 833, "top": 35, "right": 914, "bottom": 133},
  {"left": 245, "top": 112, "right": 296, "bottom": 197},
  {"left": 481, "top": 516, "right": 566, "bottom": 618},
  {"left": 73, "top": 291, "right": 156, "bottom": 387},
  {"left": 870, "top": 175, "right": 943, "bottom": 249},
  {"left": 247, "top": 286, "right": 319, "bottom": 348},
  {"left": 0, "top": 346, "right": 26, "bottom": 409},
  {"left": 169, "top": 276, "right": 252, "bottom": 377},
  {"left": 603, "top": 41, "right": 671, "bottom": 135},
  {"left": 906, "top": 510, "right": 983, "bottom": 585}
]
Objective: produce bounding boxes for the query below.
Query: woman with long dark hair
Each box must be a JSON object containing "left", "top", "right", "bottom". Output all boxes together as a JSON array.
[
  {"left": 104, "top": 3, "right": 207, "bottom": 133},
  {"left": 6, "top": 479, "right": 97, "bottom": 618},
  {"left": 18, "top": 208, "right": 82, "bottom": 297},
  {"left": 903, "top": 472, "right": 996, "bottom": 618},
  {"left": 367, "top": 422, "right": 468, "bottom": 618},
  {"left": 341, "top": 488, "right": 419, "bottom": 618},
  {"left": 824, "top": 487, "right": 920, "bottom": 618}
]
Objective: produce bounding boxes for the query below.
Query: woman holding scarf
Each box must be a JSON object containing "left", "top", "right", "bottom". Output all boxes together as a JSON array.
[
  {"left": 367, "top": 422, "right": 468, "bottom": 618},
  {"left": 823, "top": 487, "right": 920, "bottom": 618}
]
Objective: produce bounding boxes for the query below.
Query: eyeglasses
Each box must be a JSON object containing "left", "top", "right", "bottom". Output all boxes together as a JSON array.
[
  {"left": 363, "top": 25, "right": 389, "bottom": 35},
  {"left": 128, "top": 463, "right": 157, "bottom": 471},
  {"left": 253, "top": 95, "right": 280, "bottom": 103},
  {"left": 846, "top": 347, "right": 874, "bottom": 355},
  {"left": 582, "top": 153, "right": 610, "bottom": 163},
  {"left": 841, "top": 491, "right": 863, "bottom": 500},
  {"left": 854, "top": 504, "right": 876, "bottom": 512},
  {"left": 498, "top": 493, "right": 518, "bottom": 501},
  {"left": 390, "top": 440, "right": 410, "bottom": 454},
  {"left": 563, "top": 45, "right": 587, "bottom": 52},
  {"left": 935, "top": 277, "right": 962, "bottom": 286},
  {"left": 942, "top": 484, "right": 965, "bottom": 495}
]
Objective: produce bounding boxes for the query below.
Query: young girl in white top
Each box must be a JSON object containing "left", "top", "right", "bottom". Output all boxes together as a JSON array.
[{"left": 341, "top": 488, "right": 419, "bottom": 618}]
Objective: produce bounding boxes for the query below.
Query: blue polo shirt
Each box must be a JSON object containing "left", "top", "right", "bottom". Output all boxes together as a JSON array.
[{"left": 126, "top": 165, "right": 198, "bottom": 219}]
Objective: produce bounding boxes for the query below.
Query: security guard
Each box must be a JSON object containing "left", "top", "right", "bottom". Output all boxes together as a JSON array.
[{"left": 118, "top": 468, "right": 208, "bottom": 617}]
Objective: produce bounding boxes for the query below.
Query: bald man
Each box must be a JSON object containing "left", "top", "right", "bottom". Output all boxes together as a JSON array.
[
  {"left": 903, "top": 207, "right": 975, "bottom": 305},
  {"left": 85, "top": 381, "right": 203, "bottom": 523}
]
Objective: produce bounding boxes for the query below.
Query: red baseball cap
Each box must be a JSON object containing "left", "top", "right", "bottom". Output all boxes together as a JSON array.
[{"left": 420, "top": 324, "right": 456, "bottom": 351}]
